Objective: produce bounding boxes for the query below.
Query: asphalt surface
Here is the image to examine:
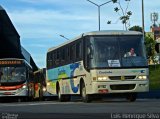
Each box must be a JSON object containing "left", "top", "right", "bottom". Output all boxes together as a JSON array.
[{"left": 0, "top": 99, "right": 160, "bottom": 119}]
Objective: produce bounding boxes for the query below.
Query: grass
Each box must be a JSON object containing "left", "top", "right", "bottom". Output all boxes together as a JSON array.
[{"left": 149, "top": 64, "right": 160, "bottom": 90}]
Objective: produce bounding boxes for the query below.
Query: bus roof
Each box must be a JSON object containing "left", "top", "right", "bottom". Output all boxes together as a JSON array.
[{"left": 48, "top": 30, "right": 142, "bottom": 53}]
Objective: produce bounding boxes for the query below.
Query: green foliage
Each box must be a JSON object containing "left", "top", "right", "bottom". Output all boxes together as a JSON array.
[
  {"left": 127, "top": 11, "right": 132, "bottom": 16},
  {"left": 145, "top": 35, "right": 157, "bottom": 63},
  {"left": 107, "top": 0, "right": 132, "bottom": 30},
  {"left": 114, "top": 7, "right": 119, "bottom": 12},
  {"left": 112, "top": 0, "right": 118, "bottom": 3},
  {"left": 107, "top": 21, "right": 111, "bottom": 24},
  {"left": 149, "top": 64, "right": 160, "bottom": 90},
  {"left": 129, "top": 25, "right": 142, "bottom": 32}
]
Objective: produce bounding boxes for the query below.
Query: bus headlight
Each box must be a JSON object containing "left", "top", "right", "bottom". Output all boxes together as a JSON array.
[
  {"left": 22, "top": 85, "right": 27, "bottom": 89},
  {"left": 43, "top": 87, "right": 47, "bottom": 92},
  {"left": 47, "top": 82, "right": 50, "bottom": 86},
  {"left": 138, "top": 76, "right": 147, "bottom": 80},
  {"left": 97, "top": 77, "right": 109, "bottom": 81}
]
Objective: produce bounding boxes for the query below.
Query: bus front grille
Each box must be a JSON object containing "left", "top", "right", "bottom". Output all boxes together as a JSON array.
[
  {"left": 110, "top": 84, "right": 136, "bottom": 90},
  {"left": 109, "top": 76, "right": 136, "bottom": 80}
]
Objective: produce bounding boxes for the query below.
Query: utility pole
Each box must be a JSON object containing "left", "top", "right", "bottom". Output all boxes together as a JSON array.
[
  {"left": 142, "top": 0, "right": 145, "bottom": 38},
  {"left": 87, "top": 0, "right": 112, "bottom": 31}
]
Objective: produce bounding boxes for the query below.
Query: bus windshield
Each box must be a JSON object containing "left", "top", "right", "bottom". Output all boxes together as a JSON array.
[
  {"left": 89, "top": 35, "right": 148, "bottom": 68},
  {"left": 0, "top": 67, "right": 26, "bottom": 83}
]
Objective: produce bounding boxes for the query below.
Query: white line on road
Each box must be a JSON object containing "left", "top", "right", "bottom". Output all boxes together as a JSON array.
[
  {"left": 0, "top": 99, "right": 155, "bottom": 107},
  {"left": 0, "top": 102, "right": 80, "bottom": 107}
]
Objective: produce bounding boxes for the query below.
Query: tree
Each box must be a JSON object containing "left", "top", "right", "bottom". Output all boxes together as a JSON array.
[
  {"left": 145, "top": 35, "right": 157, "bottom": 64},
  {"left": 129, "top": 25, "right": 142, "bottom": 32},
  {"left": 107, "top": 0, "right": 132, "bottom": 30}
]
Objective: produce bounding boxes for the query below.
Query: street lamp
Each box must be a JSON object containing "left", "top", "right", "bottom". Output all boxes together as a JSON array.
[
  {"left": 87, "top": 0, "right": 112, "bottom": 31},
  {"left": 142, "top": 0, "right": 145, "bottom": 38},
  {"left": 59, "top": 35, "right": 69, "bottom": 40}
]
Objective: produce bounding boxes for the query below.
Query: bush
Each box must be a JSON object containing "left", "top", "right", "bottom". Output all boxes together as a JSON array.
[{"left": 149, "top": 64, "right": 160, "bottom": 90}]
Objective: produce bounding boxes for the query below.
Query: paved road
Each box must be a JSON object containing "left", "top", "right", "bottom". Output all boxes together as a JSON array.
[{"left": 0, "top": 99, "right": 160, "bottom": 119}]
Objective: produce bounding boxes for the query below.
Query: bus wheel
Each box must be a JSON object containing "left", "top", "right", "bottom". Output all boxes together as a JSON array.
[
  {"left": 17, "top": 98, "right": 23, "bottom": 102},
  {"left": 39, "top": 90, "right": 43, "bottom": 101},
  {"left": 57, "top": 87, "right": 71, "bottom": 102},
  {"left": 24, "top": 97, "right": 29, "bottom": 102},
  {"left": 126, "top": 93, "right": 137, "bottom": 102},
  {"left": 81, "top": 83, "right": 91, "bottom": 103},
  {"left": 64, "top": 95, "right": 71, "bottom": 102},
  {"left": 57, "top": 87, "right": 66, "bottom": 102}
]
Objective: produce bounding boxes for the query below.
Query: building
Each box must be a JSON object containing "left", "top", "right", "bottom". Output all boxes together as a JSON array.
[
  {"left": 0, "top": 6, "right": 38, "bottom": 71},
  {"left": 150, "top": 26, "right": 160, "bottom": 40}
]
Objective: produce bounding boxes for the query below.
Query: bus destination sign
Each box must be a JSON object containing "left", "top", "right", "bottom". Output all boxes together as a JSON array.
[{"left": 0, "top": 60, "right": 22, "bottom": 65}]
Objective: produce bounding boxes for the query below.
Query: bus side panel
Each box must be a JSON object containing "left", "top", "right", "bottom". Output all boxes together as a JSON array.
[
  {"left": 46, "top": 61, "right": 89, "bottom": 95},
  {"left": 46, "top": 70, "right": 57, "bottom": 95}
]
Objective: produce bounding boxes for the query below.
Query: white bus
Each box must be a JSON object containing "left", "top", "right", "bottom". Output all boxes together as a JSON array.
[{"left": 46, "top": 30, "right": 149, "bottom": 102}]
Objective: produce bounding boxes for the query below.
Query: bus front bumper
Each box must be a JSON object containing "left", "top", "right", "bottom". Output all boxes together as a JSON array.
[
  {"left": 0, "top": 88, "right": 28, "bottom": 97},
  {"left": 90, "top": 80, "right": 149, "bottom": 94}
]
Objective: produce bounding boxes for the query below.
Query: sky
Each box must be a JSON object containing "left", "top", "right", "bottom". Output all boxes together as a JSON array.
[{"left": 0, "top": 0, "right": 160, "bottom": 68}]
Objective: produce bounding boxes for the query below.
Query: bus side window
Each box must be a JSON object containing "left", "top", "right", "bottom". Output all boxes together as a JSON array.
[
  {"left": 61, "top": 48, "right": 66, "bottom": 64},
  {"left": 67, "top": 46, "right": 70, "bottom": 63},
  {"left": 70, "top": 44, "right": 75, "bottom": 62},
  {"left": 47, "top": 53, "right": 52, "bottom": 69},
  {"left": 52, "top": 52, "right": 54, "bottom": 68},
  {"left": 55, "top": 50, "right": 60, "bottom": 66},
  {"left": 76, "top": 42, "right": 82, "bottom": 60},
  {"left": 53, "top": 51, "right": 56, "bottom": 67}
]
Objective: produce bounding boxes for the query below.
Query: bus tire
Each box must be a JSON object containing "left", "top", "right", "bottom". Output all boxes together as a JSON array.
[
  {"left": 57, "top": 83, "right": 71, "bottom": 102},
  {"left": 57, "top": 86, "right": 65, "bottom": 102},
  {"left": 17, "top": 98, "right": 22, "bottom": 102},
  {"left": 81, "top": 82, "right": 91, "bottom": 103},
  {"left": 39, "top": 90, "right": 43, "bottom": 101},
  {"left": 126, "top": 93, "right": 137, "bottom": 102},
  {"left": 64, "top": 95, "right": 71, "bottom": 102},
  {"left": 24, "top": 97, "right": 29, "bottom": 102}
]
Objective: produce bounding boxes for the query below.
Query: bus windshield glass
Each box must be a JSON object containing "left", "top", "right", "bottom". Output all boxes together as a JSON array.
[
  {"left": 0, "top": 67, "right": 26, "bottom": 82},
  {"left": 89, "top": 35, "right": 148, "bottom": 68}
]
